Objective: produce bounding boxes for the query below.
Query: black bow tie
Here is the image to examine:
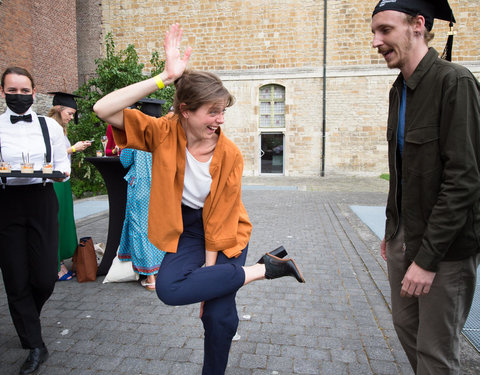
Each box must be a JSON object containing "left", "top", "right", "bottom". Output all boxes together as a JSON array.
[{"left": 11, "top": 114, "right": 32, "bottom": 124}]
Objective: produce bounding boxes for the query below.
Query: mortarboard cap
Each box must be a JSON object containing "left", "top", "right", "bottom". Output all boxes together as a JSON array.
[
  {"left": 136, "top": 98, "right": 166, "bottom": 118},
  {"left": 372, "top": 0, "right": 456, "bottom": 61},
  {"left": 372, "top": 0, "right": 455, "bottom": 31},
  {"left": 48, "top": 92, "right": 82, "bottom": 110},
  {"left": 48, "top": 91, "right": 82, "bottom": 123}
]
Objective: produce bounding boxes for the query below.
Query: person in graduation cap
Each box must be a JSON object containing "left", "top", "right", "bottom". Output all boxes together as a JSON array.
[
  {"left": 0, "top": 66, "right": 70, "bottom": 374},
  {"left": 117, "top": 98, "right": 166, "bottom": 291},
  {"left": 94, "top": 23, "right": 304, "bottom": 375},
  {"left": 48, "top": 92, "right": 92, "bottom": 280},
  {"left": 371, "top": 1, "right": 480, "bottom": 373}
]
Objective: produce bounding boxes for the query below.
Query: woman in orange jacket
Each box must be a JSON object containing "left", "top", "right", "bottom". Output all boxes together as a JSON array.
[{"left": 94, "top": 23, "right": 304, "bottom": 375}]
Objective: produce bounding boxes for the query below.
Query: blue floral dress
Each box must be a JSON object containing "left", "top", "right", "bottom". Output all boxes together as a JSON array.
[{"left": 118, "top": 149, "right": 165, "bottom": 275}]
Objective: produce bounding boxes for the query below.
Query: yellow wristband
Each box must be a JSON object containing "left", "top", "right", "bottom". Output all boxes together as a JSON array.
[
  {"left": 154, "top": 75, "right": 165, "bottom": 90},
  {"left": 72, "top": 146, "right": 76, "bottom": 153}
]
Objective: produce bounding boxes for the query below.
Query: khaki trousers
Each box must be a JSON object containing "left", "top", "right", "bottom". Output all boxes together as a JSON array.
[{"left": 386, "top": 224, "right": 479, "bottom": 375}]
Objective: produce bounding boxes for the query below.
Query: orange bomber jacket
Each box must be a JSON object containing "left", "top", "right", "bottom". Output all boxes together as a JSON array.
[{"left": 112, "top": 109, "right": 252, "bottom": 258}]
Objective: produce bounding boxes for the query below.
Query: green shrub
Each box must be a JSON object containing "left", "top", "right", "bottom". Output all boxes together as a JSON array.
[{"left": 67, "top": 33, "right": 174, "bottom": 198}]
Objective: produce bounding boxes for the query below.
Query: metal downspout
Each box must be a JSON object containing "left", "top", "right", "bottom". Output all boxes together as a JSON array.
[{"left": 321, "top": 0, "right": 327, "bottom": 176}]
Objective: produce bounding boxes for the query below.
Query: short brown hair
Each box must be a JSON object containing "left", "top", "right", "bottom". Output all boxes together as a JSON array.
[
  {"left": 1, "top": 66, "right": 35, "bottom": 89},
  {"left": 173, "top": 70, "right": 235, "bottom": 115},
  {"left": 405, "top": 14, "right": 435, "bottom": 43}
]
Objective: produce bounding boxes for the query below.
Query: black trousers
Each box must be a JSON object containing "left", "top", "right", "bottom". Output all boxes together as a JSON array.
[{"left": 0, "top": 183, "right": 59, "bottom": 349}]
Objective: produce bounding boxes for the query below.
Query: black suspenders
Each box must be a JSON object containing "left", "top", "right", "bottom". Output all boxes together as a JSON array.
[{"left": 38, "top": 116, "right": 52, "bottom": 163}]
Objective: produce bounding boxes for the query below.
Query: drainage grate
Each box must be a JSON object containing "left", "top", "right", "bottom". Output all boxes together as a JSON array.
[{"left": 462, "top": 265, "right": 480, "bottom": 352}]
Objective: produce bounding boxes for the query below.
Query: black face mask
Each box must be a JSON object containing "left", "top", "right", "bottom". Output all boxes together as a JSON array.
[{"left": 5, "top": 93, "right": 34, "bottom": 114}]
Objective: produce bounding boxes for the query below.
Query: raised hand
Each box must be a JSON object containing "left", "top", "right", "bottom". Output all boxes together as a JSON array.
[
  {"left": 163, "top": 23, "right": 193, "bottom": 85},
  {"left": 94, "top": 23, "right": 192, "bottom": 128}
]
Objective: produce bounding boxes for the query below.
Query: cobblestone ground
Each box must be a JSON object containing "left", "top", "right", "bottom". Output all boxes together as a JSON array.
[{"left": 1, "top": 176, "right": 479, "bottom": 374}]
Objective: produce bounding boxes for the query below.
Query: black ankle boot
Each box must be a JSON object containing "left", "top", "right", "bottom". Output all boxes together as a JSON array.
[
  {"left": 257, "top": 246, "right": 288, "bottom": 264},
  {"left": 262, "top": 253, "right": 305, "bottom": 283},
  {"left": 19, "top": 346, "right": 49, "bottom": 374}
]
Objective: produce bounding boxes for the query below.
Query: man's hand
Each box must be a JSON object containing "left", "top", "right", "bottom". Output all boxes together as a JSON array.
[
  {"left": 401, "top": 261, "right": 436, "bottom": 297},
  {"left": 380, "top": 237, "right": 387, "bottom": 261}
]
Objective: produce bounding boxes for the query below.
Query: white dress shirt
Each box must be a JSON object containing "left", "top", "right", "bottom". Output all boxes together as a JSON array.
[
  {"left": 0, "top": 106, "right": 70, "bottom": 185},
  {"left": 61, "top": 133, "right": 72, "bottom": 162}
]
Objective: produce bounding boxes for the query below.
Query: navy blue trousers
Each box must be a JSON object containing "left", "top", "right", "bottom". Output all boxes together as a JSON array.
[{"left": 156, "top": 205, "right": 247, "bottom": 375}]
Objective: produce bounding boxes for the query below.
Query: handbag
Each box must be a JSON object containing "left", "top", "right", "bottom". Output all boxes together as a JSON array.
[
  {"left": 94, "top": 242, "right": 105, "bottom": 265},
  {"left": 103, "top": 247, "right": 139, "bottom": 283},
  {"left": 72, "top": 236, "right": 98, "bottom": 282}
]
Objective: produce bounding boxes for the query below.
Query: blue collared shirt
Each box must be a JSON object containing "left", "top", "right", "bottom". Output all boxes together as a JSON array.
[{"left": 397, "top": 80, "right": 407, "bottom": 156}]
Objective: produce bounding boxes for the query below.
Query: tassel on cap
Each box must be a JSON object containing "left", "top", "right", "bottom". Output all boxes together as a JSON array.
[{"left": 441, "top": 22, "right": 455, "bottom": 62}]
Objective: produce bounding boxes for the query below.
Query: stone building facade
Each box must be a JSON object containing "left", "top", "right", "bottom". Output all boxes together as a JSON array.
[
  {"left": 88, "top": 0, "right": 480, "bottom": 176},
  {"left": 1, "top": 0, "right": 479, "bottom": 176}
]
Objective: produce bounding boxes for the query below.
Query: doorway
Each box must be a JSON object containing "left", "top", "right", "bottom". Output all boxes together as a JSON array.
[{"left": 260, "top": 133, "right": 284, "bottom": 174}]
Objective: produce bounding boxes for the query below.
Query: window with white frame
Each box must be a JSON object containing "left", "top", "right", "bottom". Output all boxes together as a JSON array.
[{"left": 259, "top": 84, "right": 285, "bottom": 128}]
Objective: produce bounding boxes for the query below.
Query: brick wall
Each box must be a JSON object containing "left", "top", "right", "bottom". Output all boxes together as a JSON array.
[
  {"left": 326, "top": 71, "right": 391, "bottom": 174},
  {"left": 31, "top": 1, "right": 78, "bottom": 93},
  {"left": 93, "top": 0, "right": 480, "bottom": 176},
  {"left": 99, "top": 0, "right": 479, "bottom": 71},
  {"left": 0, "top": 0, "right": 78, "bottom": 114},
  {"left": 2, "top": 0, "right": 477, "bottom": 175},
  {"left": 0, "top": 0, "right": 34, "bottom": 78},
  {"left": 328, "top": 0, "right": 480, "bottom": 66},
  {"left": 77, "top": 0, "right": 103, "bottom": 85},
  {"left": 3, "top": 0, "right": 477, "bottom": 174},
  {"left": 101, "top": 0, "right": 325, "bottom": 71}
]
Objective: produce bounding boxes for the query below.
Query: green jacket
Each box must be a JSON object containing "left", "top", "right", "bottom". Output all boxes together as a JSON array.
[{"left": 385, "top": 48, "right": 480, "bottom": 271}]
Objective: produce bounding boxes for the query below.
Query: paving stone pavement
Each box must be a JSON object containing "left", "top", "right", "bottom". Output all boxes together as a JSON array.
[{"left": 1, "top": 175, "right": 479, "bottom": 374}]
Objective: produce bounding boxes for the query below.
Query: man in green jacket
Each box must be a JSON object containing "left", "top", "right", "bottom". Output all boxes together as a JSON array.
[{"left": 371, "top": 0, "right": 480, "bottom": 374}]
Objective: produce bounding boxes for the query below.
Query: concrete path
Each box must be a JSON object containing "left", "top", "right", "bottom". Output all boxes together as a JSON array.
[{"left": 1, "top": 175, "right": 478, "bottom": 374}]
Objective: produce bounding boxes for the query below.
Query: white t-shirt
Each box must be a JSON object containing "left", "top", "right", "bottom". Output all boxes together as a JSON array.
[{"left": 181, "top": 148, "right": 212, "bottom": 209}]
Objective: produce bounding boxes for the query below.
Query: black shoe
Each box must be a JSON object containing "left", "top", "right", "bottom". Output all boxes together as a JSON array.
[
  {"left": 19, "top": 346, "right": 49, "bottom": 375},
  {"left": 262, "top": 253, "right": 305, "bottom": 283},
  {"left": 257, "top": 246, "right": 288, "bottom": 264}
]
